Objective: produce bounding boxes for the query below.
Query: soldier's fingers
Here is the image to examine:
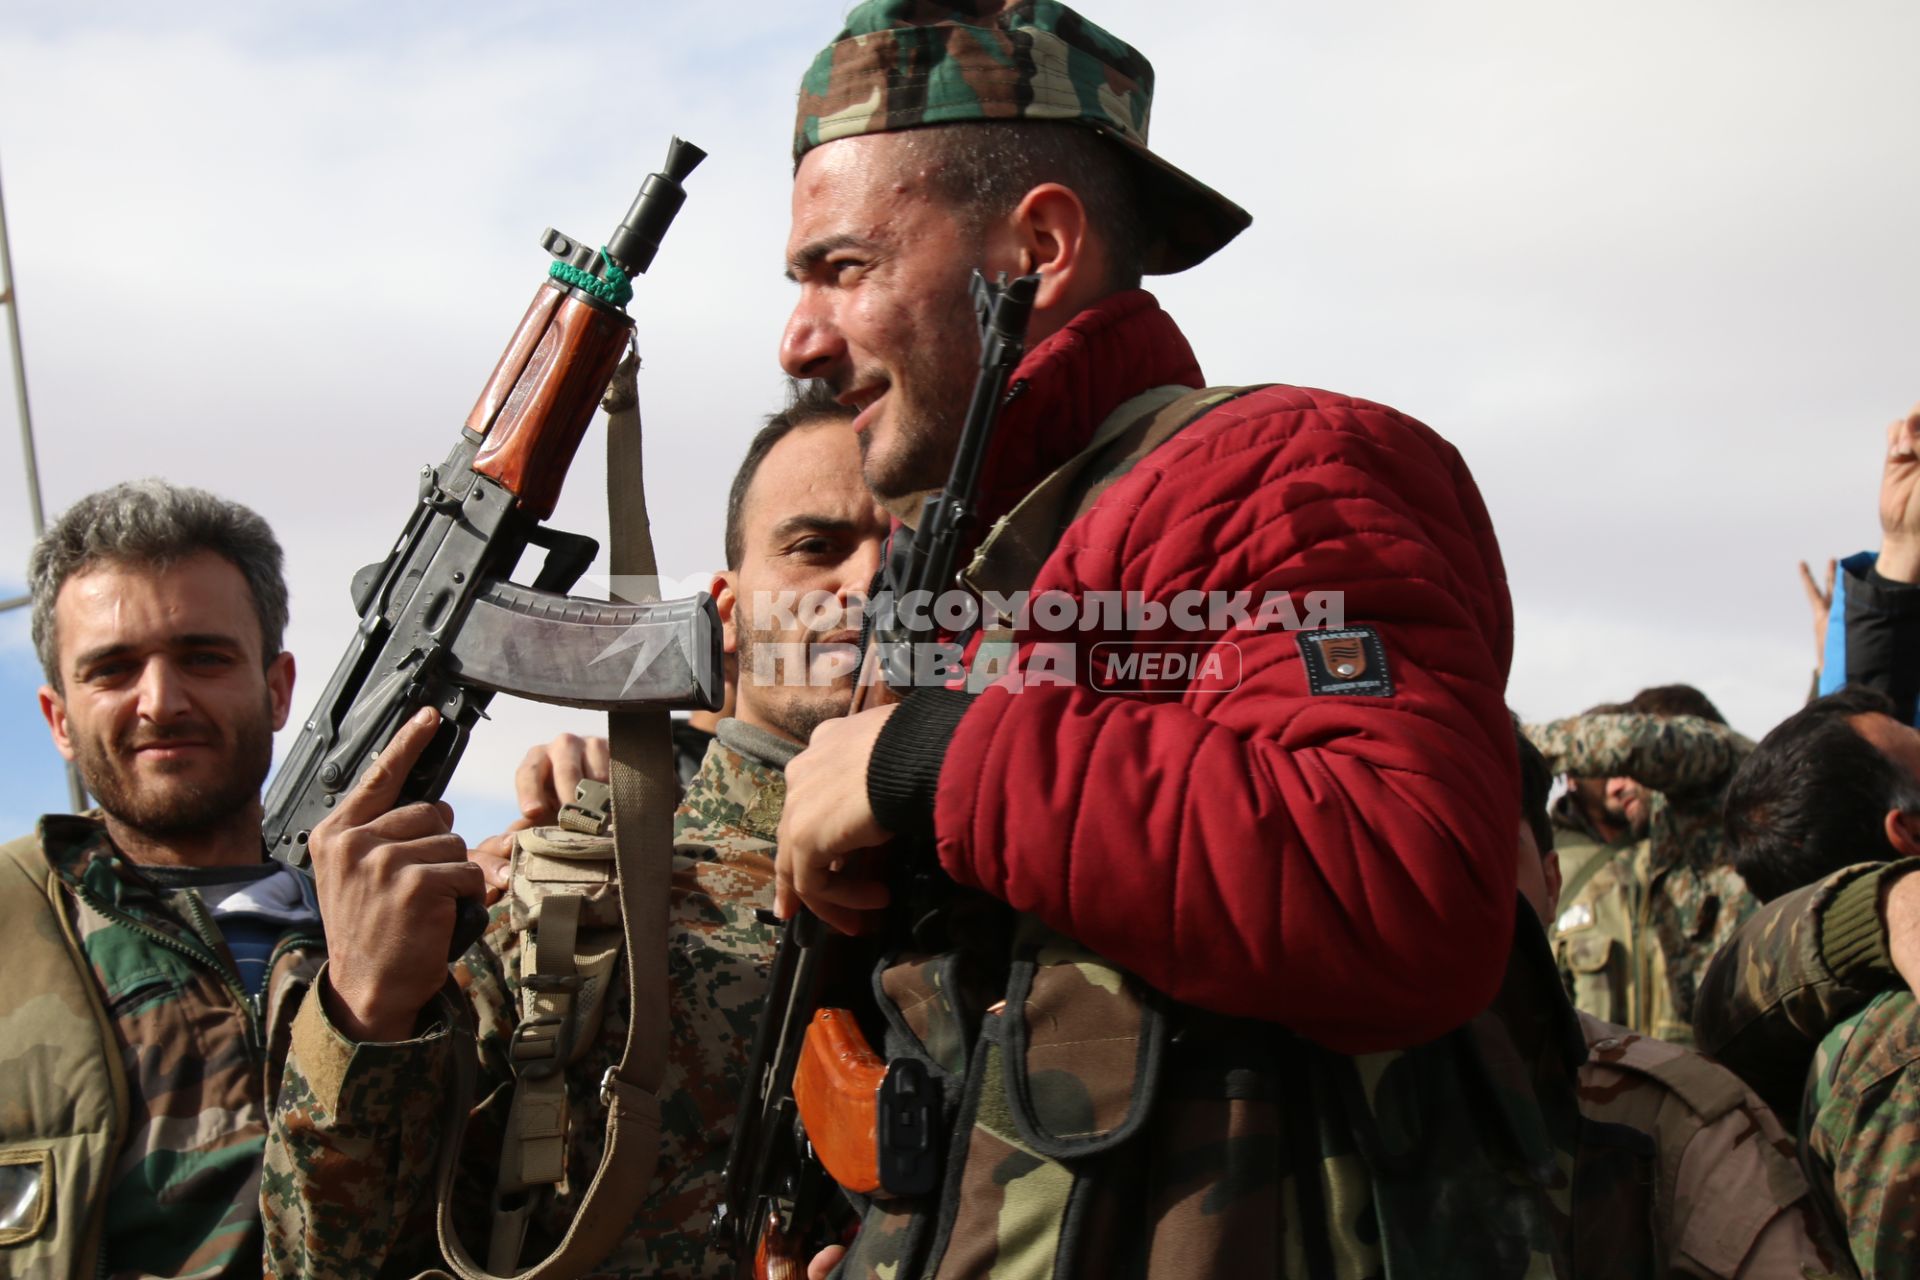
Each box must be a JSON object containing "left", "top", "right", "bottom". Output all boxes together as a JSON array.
[
  {"left": 809, "top": 1246, "right": 848, "bottom": 1280},
  {"left": 793, "top": 848, "right": 890, "bottom": 916},
  {"left": 355, "top": 800, "right": 458, "bottom": 845},
  {"left": 809, "top": 897, "right": 874, "bottom": 937},
  {"left": 516, "top": 744, "right": 556, "bottom": 819},
  {"left": 773, "top": 843, "right": 798, "bottom": 920},
  {"left": 375, "top": 832, "right": 470, "bottom": 870},
  {"left": 469, "top": 832, "right": 514, "bottom": 893},
  {"left": 549, "top": 734, "right": 587, "bottom": 813},
  {"left": 333, "top": 708, "right": 442, "bottom": 828},
  {"left": 405, "top": 858, "right": 489, "bottom": 903},
  {"left": 1798, "top": 561, "right": 1829, "bottom": 609},
  {"left": 583, "top": 735, "right": 611, "bottom": 784},
  {"left": 799, "top": 874, "right": 891, "bottom": 914}
]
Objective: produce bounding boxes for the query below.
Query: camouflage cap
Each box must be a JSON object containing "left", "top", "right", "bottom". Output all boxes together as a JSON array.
[{"left": 794, "top": 0, "right": 1250, "bottom": 274}]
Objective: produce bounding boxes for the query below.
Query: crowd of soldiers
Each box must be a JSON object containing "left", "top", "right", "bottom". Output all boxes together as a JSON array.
[{"left": 2, "top": 1, "right": 1917, "bottom": 1278}]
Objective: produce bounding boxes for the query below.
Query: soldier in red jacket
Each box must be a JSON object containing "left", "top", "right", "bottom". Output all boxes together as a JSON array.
[{"left": 771, "top": 3, "right": 1540, "bottom": 1275}]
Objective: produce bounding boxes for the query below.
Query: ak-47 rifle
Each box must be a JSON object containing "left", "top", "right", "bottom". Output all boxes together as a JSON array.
[
  {"left": 712, "top": 271, "right": 1042, "bottom": 1278},
  {"left": 265, "top": 138, "right": 721, "bottom": 958}
]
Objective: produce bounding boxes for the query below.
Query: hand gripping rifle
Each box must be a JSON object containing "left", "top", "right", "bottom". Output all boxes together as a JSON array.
[
  {"left": 265, "top": 139, "right": 721, "bottom": 959},
  {"left": 712, "top": 271, "right": 1041, "bottom": 1278}
]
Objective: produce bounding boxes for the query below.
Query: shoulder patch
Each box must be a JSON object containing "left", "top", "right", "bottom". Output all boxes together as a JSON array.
[{"left": 1296, "top": 626, "right": 1394, "bottom": 698}]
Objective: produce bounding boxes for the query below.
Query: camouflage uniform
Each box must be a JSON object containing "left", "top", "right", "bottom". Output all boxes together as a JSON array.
[
  {"left": 1549, "top": 791, "right": 1648, "bottom": 1026},
  {"left": 1805, "top": 990, "right": 1920, "bottom": 1276},
  {"left": 0, "top": 815, "right": 325, "bottom": 1279},
  {"left": 262, "top": 721, "right": 787, "bottom": 1278},
  {"left": 1694, "top": 860, "right": 1920, "bottom": 1277},
  {"left": 1528, "top": 713, "right": 1757, "bottom": 1044},
  {"left": 1573, "top": 1012, "right": 1849, "bottom": 1277}
]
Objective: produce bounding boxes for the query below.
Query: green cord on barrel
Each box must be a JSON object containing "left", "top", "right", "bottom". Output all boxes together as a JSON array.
[{"left": 548, "top": 246, "right": 633, "bottom": 307}]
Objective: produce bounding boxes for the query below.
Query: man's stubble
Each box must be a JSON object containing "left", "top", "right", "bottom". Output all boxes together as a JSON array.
[{"left": 73, "top": 696, "right": 275, "bottom": 839}]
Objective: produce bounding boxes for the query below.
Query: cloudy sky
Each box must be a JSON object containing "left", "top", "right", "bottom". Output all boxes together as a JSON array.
[{"left": 2, "top": 0, "right": 1916, "bottom": 842}]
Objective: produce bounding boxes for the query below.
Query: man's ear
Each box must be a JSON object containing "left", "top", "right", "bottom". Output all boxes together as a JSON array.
[
  {"left": 999, "top": 182, "right": 1094, "bottom": 319},
  {"left": 1886, "top": 808, "right": 1920, "bottom": 857},
  {"left": 712, "top": 570, "right": 738, "bottom": 655},
  {"left": 1543, "top": 850, "right": 1564, "bottom": 915},
  {"left": 266, "top": 652, "right": 296, "bottom": 732},
  {"left": 38, "top": 685, "right": 76, "bottom": 762}
]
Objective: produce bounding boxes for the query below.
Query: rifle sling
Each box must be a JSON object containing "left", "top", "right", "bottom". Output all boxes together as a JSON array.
[
  {"left": 960, "top": 383, "right": 1270, "bottom": 602},
  {"left": 430, "top": 349, "right": 674, "bottom": 1280}
]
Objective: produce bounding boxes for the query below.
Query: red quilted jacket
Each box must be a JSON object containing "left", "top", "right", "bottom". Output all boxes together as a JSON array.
[{"left": 875, "top": 290, "right": 1518, "bottom": 1054}]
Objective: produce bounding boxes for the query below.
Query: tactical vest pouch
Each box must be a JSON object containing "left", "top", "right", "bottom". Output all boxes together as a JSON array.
[
  {"left": 0, "top": 1148, "right": 51, "bottom": 1244},
  {"left": 488, "top": 822, "right": 625, "bottom": 1270},
  {"left": 875, "top": 950, "right": 985, "bottom": 1080},
  {"left": 1000, "top": 920, "right": 1167, "bottom": 1158},
  {"left": 1560, "top": 930, "right": 1630, "bottom": 1028},
  {"left": 507, "top": 825, "right": 623, "bottom": 1072}
]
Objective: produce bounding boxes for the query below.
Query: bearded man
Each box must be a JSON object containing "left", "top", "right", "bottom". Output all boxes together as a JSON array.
[{"left": 0, "top": 479, "right": 317, "bottom": 1278}]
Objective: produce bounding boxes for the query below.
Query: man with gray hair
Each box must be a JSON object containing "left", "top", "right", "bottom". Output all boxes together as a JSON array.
[{"left": 0, "top": 478, "right": 324, "bottom": 1278}]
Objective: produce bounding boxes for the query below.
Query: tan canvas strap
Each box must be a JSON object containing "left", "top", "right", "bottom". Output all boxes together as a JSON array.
[
  {"left": 1555, "top": 840, "right": 1627, "bottom": 915},
  {"left": 960, "top": 384, "right": 1269, "bottom": 603},
  {"left": 431, "top": 350, "right": 674, "bottom": 1280}
]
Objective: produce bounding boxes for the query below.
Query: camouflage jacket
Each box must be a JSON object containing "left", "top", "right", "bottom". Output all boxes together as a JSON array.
[
  {"left": 1549, "top": 792, "right": 1648, "bottom": 1027},
  {"left": 1574, "top": 1012, "right": 1849, "bottom": 1277},
  {"left": 0, "top": 816, "right": 325, "bottom": 1279},
  {"left": 1691, "top": 860, "right": 1916, "bottom": 1119},
  {"left": 1805, "top": 990, "right": 1920, "bottom": 1277},
  {"left": 262, "top": 723, "right": 786, "bottom": 1278},
  {"left": 1691, "top": 861, "right": 1920, "bottom": 1276},
  {"left": 1528, "top": 713, "right": 1757, "bottom": 1044}
]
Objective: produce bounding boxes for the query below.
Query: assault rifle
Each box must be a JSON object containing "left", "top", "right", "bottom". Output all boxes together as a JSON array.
[
  {"left": 265, "top": 139, "right": 723, "bottom": 958},
  {"left": 712, "top": 271, "right": 1041, "bottom": 1277}
]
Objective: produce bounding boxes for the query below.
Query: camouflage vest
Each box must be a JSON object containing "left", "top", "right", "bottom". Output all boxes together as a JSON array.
[
  {"left": 833, "top": 389, "right": 1601, "bottom": 1279},
  {"left": 1552, "top": 818, "right": 1648, "bottom": 1030},
  {"left": 0, "top": 833, "right": 128, "bottom": 1279}
]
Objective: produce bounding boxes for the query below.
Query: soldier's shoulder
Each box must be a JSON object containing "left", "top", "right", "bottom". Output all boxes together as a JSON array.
[
  {"left": 1577, "top": 1014, "right": 1760, "bottom": 1126},
  {"left": 676, "top": 742, "right": 782, "bottom": 854},
  {"left": 1815, "top": 989, "right": 1920, "bottom": 1103}
]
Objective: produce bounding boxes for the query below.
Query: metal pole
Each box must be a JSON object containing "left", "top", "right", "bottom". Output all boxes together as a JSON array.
[
  {"left": 0, "top": 162, "right": 47, "bottom": 534},
  {"left": 0, "top": 155, "right": 87, "bottom": 812}
]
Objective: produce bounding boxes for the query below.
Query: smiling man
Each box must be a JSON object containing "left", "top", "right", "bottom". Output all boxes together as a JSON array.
[
  {"left": 0, "top": 479, "right": 322, "bottom": 1279},
  {"left": 765, "top": 3, "right": 1578, "bottom": 1276}
]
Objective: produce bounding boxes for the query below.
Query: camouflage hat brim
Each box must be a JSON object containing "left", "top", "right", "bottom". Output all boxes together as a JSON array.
[
  {"left": 794, "top": 0, "right": 1250, "bottom": 274},
  {"left": 1086, "top": 122, "right": 1251, "bottom": 275}
]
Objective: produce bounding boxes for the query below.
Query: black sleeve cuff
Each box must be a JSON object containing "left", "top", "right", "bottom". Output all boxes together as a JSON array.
[
  {"left": 868, "top": 688, "right": 976, "bottom": 845},
  {"left": 1861, "top": 563, "right": 1920, "bottom": 607}
]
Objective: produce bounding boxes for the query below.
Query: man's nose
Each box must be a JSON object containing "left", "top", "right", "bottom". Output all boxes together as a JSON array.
[
  {"left": 135, "top": 658, "right": 192, "bottom": 720},
  {"left": 780, "top": 292, "right": 844, "bottom": 380},
  {"left": 843, "top": 537, "right": 885, "bottom": 601}
]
